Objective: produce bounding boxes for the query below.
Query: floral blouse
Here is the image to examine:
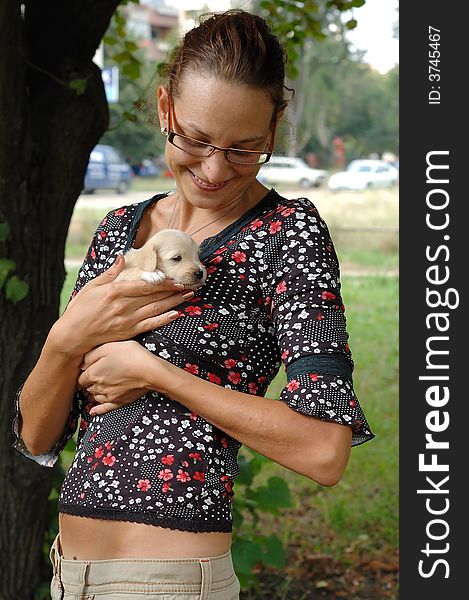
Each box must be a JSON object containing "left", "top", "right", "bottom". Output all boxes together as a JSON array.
[{"left": 12, "top": 188, "right": 374, "bottom": 533}]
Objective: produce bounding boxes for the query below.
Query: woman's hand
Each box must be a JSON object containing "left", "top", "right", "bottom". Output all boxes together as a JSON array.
[
  {"left": 77, "top": 340, "right": 159, "bottom": 416},
  {"left": 50, "top": 255, "right": 194, "bottom": 360}
]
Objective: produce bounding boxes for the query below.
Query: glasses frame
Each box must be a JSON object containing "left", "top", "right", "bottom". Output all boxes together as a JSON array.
[{"left": 166, "top": 95, "right": 277, "bottom": 166}]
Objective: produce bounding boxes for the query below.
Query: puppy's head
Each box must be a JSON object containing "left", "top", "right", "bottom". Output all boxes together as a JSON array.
[{"left": 150, "top": 229, "right": 207, "bottom": 289}]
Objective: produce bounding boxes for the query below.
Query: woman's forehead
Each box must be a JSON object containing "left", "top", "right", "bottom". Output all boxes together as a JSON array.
[{"left": 173, "top": 73, "right": 274, "bottom": 138}]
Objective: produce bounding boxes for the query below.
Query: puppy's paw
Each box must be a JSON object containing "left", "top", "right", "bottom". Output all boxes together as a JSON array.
[{"left": 141, "top": 270, "right": 166, "bottom": 284}]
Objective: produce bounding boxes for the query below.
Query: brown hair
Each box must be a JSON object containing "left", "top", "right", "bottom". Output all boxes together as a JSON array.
[{"left": 159, "top": 9, "right": 292, "bottom": 115}]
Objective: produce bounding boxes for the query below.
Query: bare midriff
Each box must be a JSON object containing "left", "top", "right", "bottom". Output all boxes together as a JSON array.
[{"left": 58, "top": 513, "right": 232, "bottom": 560}]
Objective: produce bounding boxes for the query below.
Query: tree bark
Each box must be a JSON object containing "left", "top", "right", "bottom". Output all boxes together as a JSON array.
[{"left": 0, "top": 1, "right": 120, "bottom": 598}]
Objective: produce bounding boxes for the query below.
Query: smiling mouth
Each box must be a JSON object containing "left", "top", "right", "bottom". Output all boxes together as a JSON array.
[{"left": 189, "top": 170, "right": 230, "bottom": 190}]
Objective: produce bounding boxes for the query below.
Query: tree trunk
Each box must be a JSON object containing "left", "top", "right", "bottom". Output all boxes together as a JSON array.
[{"left": 0, "top": 2, "right": 120, "bottom": 598}]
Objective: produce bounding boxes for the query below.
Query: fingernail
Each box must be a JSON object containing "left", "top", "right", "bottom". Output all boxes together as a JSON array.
[
  {"left": 182, "top": 291, "right": 194, "bottom": 300},
  {"left": 174, "top": 283, "right": 185, "bottom": 289},
  {"left": 168, "top": 311, "right": 183, "bottom": 319}
]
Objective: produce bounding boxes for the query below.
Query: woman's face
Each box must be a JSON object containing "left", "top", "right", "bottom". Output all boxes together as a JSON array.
[{"left": 157, "top": 73, "right": 276, "bottom": 207}]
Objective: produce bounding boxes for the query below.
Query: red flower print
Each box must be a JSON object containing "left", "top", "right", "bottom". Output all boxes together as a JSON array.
[
  {"left": 345, "top": 343, "right": 350, "bottom": 353},
  {"left": 309, "top": 373, "right": 319, "bottom": 382},
  {"left": 102, "top": 453, "right": 116, "bottom": 466},
  {"left": 185, "top": 305, "right": 202, "bottom": 316},
  {"left": 287, "top": 380, "right": 299, "bottom": 392},
  {"left": 316, "top": 312, "right": 324, "bottom": 321},
  {"left": 215, "top": 247, "right": 226, "bottom": 255},
  {"left": 162, "top": 482, "right": 172, "bottom": 493},
  {"left": 158, "top": 469, "right": 174, "bottom": 481},
  {"left": 203, "top": 322, "right": 219, "bottom": 331},
  {"left": 176, "top": 469, "right": 191, "bottom": 483},
  {"left": 104, "top": 441, "right": 113, "bottom": 451},
  {"left": 207, "top": 266, "right": 217, "bottom": 275},
  {"left": 220, "top": 475, "right": 230, "bottom": 482},
  {"left": 189, "top": 452, "right": 202, "bottom": 461},
  {"left": 221, "top": 438, "right": 229, "bottom": 449},
  {"left": 231, "top": 251, "right": 246, "bottom": 263},
  {"left": 250, "top": 218, "right": 263, "bottom": 230},
  {"left": 190, "top": 412, "right": 198, "bottom": 421},
  {"left": 349, "top": 399, "right": 356, "bottom": 408},
  {"left": 269, "top": 220, "right": 282, "bottom": 234},
  {"left": 322, "top": 291, "right": 336, "bottom": 301},
  {"left": 87, "top": 457, "right": 93, "bottom": 463},
  {"left": 276, "top": 281, "right": 287, "bottom": 294},
  {"left": 258, "top": 376, "right": 267, "bottom": 383},
  {"left": 181, "top": 460, "right": 189, "bottom": 468},
  {"left": 281, "top": 350, "right": 290, "bottom": 360},
  {"left": 161, "top": 454, "right": 175, "bottom": 465},
  {"left": 208, "top": 373, "right": 221, "bottom": 384},
  {"left": 228, "top": 371, "right": 241, "bottom": 384},
  {"left": 137, "top": 479, "right": 151, "bottom": 492},
  {"left": 203, "top": 304, "right": 214, "bottom": 309},
  {"left": 101, "top": 217, "right": 107, "bottom": 226},
  {"left": 79, "top": 492, "right": 85, "bottom": 499},
  {"left": 99, "top": 231, "right": 106, "bottom": 239},
  {"left": 239, "top": 274, "right": 246, "bottom": 280},
  {"left": 80, "top": 420, "right": 88, "bottom": 431},
  {"left": 281, "top": 207, "right": 296, "bottom": 217},
  {"left": 94, "top": 446, "right": 104, "bottom": 459},
  {"left": 184, "top": 363, "right": 199, "bottom": 375},
  {"left": 91, "top": 248, "right": 96, "bottom": 260},
  {"left": 224, "top": 358, "right": 237, "bottom": 369},
  {"left": 193, "top": 472, "right": 205, "bottom": 482},
  {"left": 90, "top": 432, "right": 98, "bottom": 442},
  {"left": 211, "top": 256, "right": 223, "bottom": 264},
  {"left": 114, "top": 208, "right": 126, "bottom": 216},
  {"left": 248, "top": 382, "right": 259, "bottom": 394}
]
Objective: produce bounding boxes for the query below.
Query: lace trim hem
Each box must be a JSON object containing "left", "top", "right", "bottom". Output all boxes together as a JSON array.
[{"left": 58, "top": 503, "right": 233, "bottom": 533}]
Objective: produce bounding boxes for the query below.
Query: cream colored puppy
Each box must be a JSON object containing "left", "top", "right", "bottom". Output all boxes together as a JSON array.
[{"left": 115, "top": 229, "right": 207, "bottom": 290}]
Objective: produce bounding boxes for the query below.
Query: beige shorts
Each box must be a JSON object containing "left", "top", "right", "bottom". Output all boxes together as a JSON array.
[{"left": 49, "top": 532, "right": 240, "bottom": 599}]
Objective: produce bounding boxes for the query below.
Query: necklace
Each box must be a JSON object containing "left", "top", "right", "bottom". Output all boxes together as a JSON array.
[{"left": 166, "top": 188, "right": 249, "bottom": 236}]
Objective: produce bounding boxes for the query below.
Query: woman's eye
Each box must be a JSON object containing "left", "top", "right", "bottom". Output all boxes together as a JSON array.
[{"left": 172, "top": 256, "right": 182, "bottom": 262}]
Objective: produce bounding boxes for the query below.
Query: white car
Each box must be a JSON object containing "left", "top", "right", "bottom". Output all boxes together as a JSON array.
[
  {"left": 258, "top": 156, "right": 327, "bottom": 188},
  {"left": 327, "top": 159, "right": 399, "bottom": 192}
]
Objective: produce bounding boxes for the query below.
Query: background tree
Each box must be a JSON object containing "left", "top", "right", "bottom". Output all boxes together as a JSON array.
[{"left": 0, "top": 1, "right": 379, "bottom": 598}]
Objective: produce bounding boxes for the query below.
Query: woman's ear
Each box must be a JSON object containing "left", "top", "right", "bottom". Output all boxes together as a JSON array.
[{"left": 157, "top": 85, "right": 169, "bottom": 131}]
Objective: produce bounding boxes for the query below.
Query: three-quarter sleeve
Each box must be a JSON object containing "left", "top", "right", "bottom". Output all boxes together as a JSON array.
[
  {"left": 269, "top": 199, "right": 374, "bottom": 446},
  {"left": 11, "top": 385, "right": 81, "bottom": 467}
]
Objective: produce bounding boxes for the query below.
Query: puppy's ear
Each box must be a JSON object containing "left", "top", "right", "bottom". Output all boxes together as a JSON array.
[{"left": 139, "top": 244, "right": 158, "bottom": 272}]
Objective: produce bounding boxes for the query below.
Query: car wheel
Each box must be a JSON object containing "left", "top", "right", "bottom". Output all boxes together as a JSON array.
[
  {"left": 299, "top": 178, "right": 312, "bottom": 188},
  {"left": 116, "top": 180, "right": 129, "bottom": 194}
]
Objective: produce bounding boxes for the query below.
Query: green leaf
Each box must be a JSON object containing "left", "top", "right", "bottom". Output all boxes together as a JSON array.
[
  {"left": 103, "top": 35, "right": 118, "bottom": 46},
  {"left": 5, "top": 275, "right": 29, "bottom": 303},
  {"left": 122, "top": 60, "right": 142, "bottom": 80},
  {"left": 253, "top": 476, "right": 293, "bottom": 513},
  {"left": 0, "top": 258, "right": 15, "bottom": 287},
  {"left": 125, "top": 41, "right": 139, "bottom": 52},
  {"left": 231, "top": 539, "right": 261, "bottom": 575},
  {"left": 345, "top": 18, "right": 358, "bottom": 30},
  {"left": 262, "top": 534, "right": 286, "bottom": 569},
  {"left": 0, "top": 222, "right": 10, "bottom": 241},
  {"left": 69, "top": 78, "right": 88, "bottom": 95}
]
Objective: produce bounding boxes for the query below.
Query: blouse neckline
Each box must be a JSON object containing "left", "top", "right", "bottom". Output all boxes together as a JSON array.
[{"left": 126, "top": 188, "right": 281, "bottom": 261}]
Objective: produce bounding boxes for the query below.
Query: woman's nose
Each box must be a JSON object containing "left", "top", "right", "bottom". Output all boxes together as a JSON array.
[{"left": 201, "top": 151, "right": 233, "bottom": 183}]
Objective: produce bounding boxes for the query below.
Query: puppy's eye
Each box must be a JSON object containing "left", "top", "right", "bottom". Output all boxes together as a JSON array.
[{"left": 171, "top": 255, "right": 182, "bottom": 262}]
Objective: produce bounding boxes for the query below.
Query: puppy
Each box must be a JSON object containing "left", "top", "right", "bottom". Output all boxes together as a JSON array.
[{"left": 115, "top": 229, "right": 207, "bottom": 290}]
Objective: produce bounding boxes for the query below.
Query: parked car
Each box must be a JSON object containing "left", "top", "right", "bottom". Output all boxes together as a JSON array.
[
  {"left": 258, "top": 156, "right": 327, "bottom": 188},
  {"left": 327, "top": 159, "right": 399, "bottom": 192},
  {"left": 137, "top": 158, "right": 161, "bottom": 178},
  {"left": 83, "top": 144, "right": 133, "bottom": 194}
]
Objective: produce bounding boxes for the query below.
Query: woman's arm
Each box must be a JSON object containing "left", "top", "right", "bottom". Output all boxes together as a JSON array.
[
  {"left": 18, "top": 258, "right": 194, "bottom": 456},
  {"left": 78, "top": 342, "right": 352, "bottom": 486}
]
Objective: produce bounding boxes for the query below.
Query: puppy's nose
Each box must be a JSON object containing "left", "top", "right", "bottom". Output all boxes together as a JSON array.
[{"left": 195, "top": 269, "right": 205, "bottom": 280}]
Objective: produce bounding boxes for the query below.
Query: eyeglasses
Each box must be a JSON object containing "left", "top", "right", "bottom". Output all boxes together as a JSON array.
[{"left": 165, "top": 96, "right": 276, "bottom": 166}]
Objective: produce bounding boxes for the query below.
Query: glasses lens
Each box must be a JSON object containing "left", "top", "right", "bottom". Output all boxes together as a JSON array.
[
  {"left": 227, "top": 151, "right": 270, "bottom": 165},
  {"left": 170, "top": 133, "right": 212, "bottom": 157}
]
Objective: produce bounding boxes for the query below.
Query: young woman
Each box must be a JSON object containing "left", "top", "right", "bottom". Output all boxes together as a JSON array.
[{"left": 13, "top": 9, "right": 374, "bottom": 599}]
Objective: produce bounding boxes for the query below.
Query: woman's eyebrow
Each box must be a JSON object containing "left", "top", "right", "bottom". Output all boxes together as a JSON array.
[{"left": 184, "top": 121, "right": 265, "bottom": 145}]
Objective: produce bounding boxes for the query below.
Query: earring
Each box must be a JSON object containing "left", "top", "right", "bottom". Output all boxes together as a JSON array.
[{"left": 160, "top": 126, "right": 167, "bottom": 135}]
